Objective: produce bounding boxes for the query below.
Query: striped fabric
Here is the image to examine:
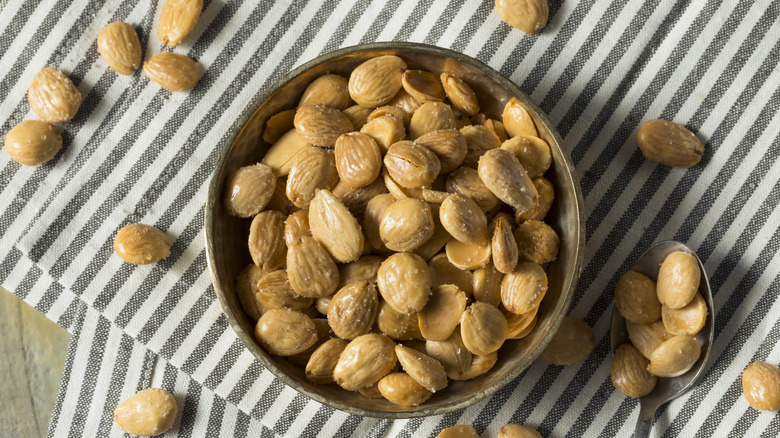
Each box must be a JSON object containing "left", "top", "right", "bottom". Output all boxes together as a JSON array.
[{"left": 1, "top": 0, "right": 779, "bottom": 436}]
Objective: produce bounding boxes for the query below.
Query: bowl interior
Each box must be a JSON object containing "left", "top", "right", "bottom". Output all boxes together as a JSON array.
[{"left": 205, "top": 43, "right": 584, "bottom": 418}]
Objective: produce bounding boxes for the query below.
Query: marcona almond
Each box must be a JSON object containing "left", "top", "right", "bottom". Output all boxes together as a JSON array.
[
  {"left": 114, "top": 388, "right": 177, "bottom": 436},
  {"left": 261, "top": 129, "right": 308, "bottom": 176},
  {"left": 478, "top": 148, "right": 538, "bottom": 211},
  {"left": 409, "top": 102, "right": 456, "bottom": 140},
  {"left": 300, "top": 74, "right": 352, "bottom": 110},
  {"left": 450, "top": 351, "right": 498, "bottom": 380},
  {"left": 395, "top": 345, "right": 448, "bottom": 392},
  {"left": 377, "top": 300, "right": 422, "bottom": 340},
  {"left": 389, "top": 88, "right": 423, "bottom": 116},
  {"left": 637, "top": 119, "right": 704, "bottom": 167},
  {"left": 158, "top": 0, "right": 202, "bottom": 47},
  {"left": 500, "top": 262, "right": 547, "bottom": 314},
  {"left": 662, "top": 292, "right": 707, "bottom": 336},
  {"left": 541, "top": 317, "right": 594, "bottom": 365},
  {"left": 502, "top": 97, "right": 538, "bottom": 137},
  {"left": 364, "top": 193, "right": 397, "bottom": 251},
  {"left": 626, "top": 319, "right": 671, "bottom": 360},
  {"left": 446, "top": 167, "right": 500, "bottom": 212},
  {"left": 294, "top": 105, "right": 353, "bottom": 147},
  {"left": 223, "top": 163, "right": 276, "bottom": 218},
  {"left": 492, "top": 215, "right": 519, "bottom": 274},
  {"left": 428, "top": 253, "right": 473, "bottom": 295},
  {"left": 742, "top": 362, "right": 780, "bottom": 411},
  {"left": 425, "top": 330, "right": 472, "bottom": 378},
  {"left": 262, "top": 109, "right": 296, "bottom": 144},
  {"left": 28, "top": 67, "right": 81, "bottom": 122},
  {"left": 309, "top": 189, "right": 364, "bottom": 263},
  {"left": 255, "top": 308, "right": 317, "bottom": 356},
  {"left": 254, "top": 269, "right": 313, "bottom": 312},
  {"left": 422, "top": 189, "right": 450, "bottom": 204},
  {"left": 402, "top": 70, "right": 445, "bottom": 103},
  {"left": 314, "top": 295, "right": 332, "bottom": 315},
  {"left": 514, "top": 177, "right": 554, "bottom": 222},
  {"left": 382, "top": 165, "right": 423, "bottom": 200},
  {"left": 611, "top": 344, "right": 657, "bottom": 398},
  {"left": 333, "top": 334, "right": 397, "bottom": 391},
  {"left": 413, "top": 212, "right": 453, "bottom": 261},
  {"left": 4, "top": 120, "right": 61, "bottom": 166},
  {"left": 445, "top": 237, "right": 491, "bottom": 270},
  {"left": 497, "top": 424, "right": 543, "bottom": 438},
  {"left": 657, "top": 251, "right": 701, "bottom": 310},
  {"left": 327, "top": 280, "right": 378, "bottom": 340},
  {"left": 437, "top": 425, "right": 479, "bottom": 438},
  {"left": 486, "top": 119, "right": 509, "bottom": 142},
  {"left": 332, "top": 176, "right": 389, "bottom": 218},
  {"left": 236, "top": 264, "right": 266, "bottom": 320},
  {"left": 348, "top": 55, "right": 407, "bottom": 107},
  {"left": 266, "top": 176, "right": 297, "bottom": 213},
  {"left": 472, "top": 263, "right": 503, "bottom": 306},
  {"left": 379, "top": 198, "right": 434, "bottom": 252},
  {"left": 358, "top": 383, "right": 384, "bottom": 399},
  {"left": 504, "top": 307, "right": 537, "bottom": 339},
  {"left": 500, "top": 135, "right": 552, "bottom": 179},
  {"left": 248, "top": 210, "right": 287, "bottom": 270},
  {"left": 615, "top": 270, "right": 661, "bottom": 324},
  {"left": 339, "top": 255, "right": 383, "bottom": 288},
  {"left": 143, "top": 52, "right": 199, "bottom": 91},
  {"left": 377, "top": 252, "right": 431, "bottom": 314},
  {"left": 368, "top": 105, "right": 409, "bottom": 125},
  {"left": 647, "top": 334, "right": 701, "bottom": 377},
  {"left": 97, "top": 22, "right": 142, "bottom": 75},
  {"left": 378, "top": 372, "right": 433, "bottom": 407},
  {"left": 286, "top": 146, "right": 339, "bottom": 208},
  {"left": 440, "top": 72, "right": 479, "bottom": 116},
  {"left": 414, "top": 129, "right": 467, "bottom": 173},
  {"left": 114, "top": 223, "right": 171, "bottom": 265},
  {"left": 439, "top": 193, "right": 488, "bottom": 246},
  {"left": 286, "top": 236, "right": 340, "bottom": 298},
  {"left": 461, "top": 124, "right": 502, "bottom": 168},
  {"left": 284, "top": 209, "right": 310, "bottom": 246},
  {"left": 342, "top": 104, "right": 373, "bottom": 130},
  {"left": 305, "top": 338, "right": 349, "bottom": 384},
  {"left": 361, "top": 115, "right": 406, "bottom": 152},
  {"left": 495, "top": 0, "right": 549, "bottom": 33},
  {"left": 460, "top": 302, "right": 507, "bottom": 356},
  {"left": 513, "top": 219, "right": 559, "bottom": 265},
  {"left": 419, "top": 284, "right": 467, "bottom": 341},
  {"left": 383, "top": 141, "right": 441, "bottom": 188},
  {"left": 289, "top": 318, "right": 332, "bottom": 366}
]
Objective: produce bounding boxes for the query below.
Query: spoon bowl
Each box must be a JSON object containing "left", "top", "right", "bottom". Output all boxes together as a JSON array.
[{"left": 610, "top": 240, "right": 714, "bottom": 437}]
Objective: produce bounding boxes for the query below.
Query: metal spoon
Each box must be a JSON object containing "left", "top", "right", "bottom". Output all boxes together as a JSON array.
[{"left": 610, "top": 240, "right": 714, "bottom": 437}]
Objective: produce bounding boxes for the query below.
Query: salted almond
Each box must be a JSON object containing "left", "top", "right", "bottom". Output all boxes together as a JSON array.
[
  {"left": 300, "top": 74, "right": 352, "bottom": 110},
  {"left": 342, "top": 105, "right": 373, "bottom": 131},
  {"left": 4, "top": 120, "right": 61, "bottom": 166},
  {"left": 378, "top": 372, "right": 433, "bottom": 406},
  {"left": 224, "top": 163, "right": 276, "bottom": 218},
  {"left": 97, "top": 22, "right": 142, "bottom": 75},
  {"left": 384, "top": 141, "right": 441, "bottom": 189},
  {"left": 309, "top": 189, "right": 364, "bottom": 263},
  {"left": 657, "top": 251, "right": 701, "bottom": 309},
  {"left": 413, "top": 212, "right": 453, "bottom": 261},
  {"left": 500, "top": 262, "right": 547, "bottom": 314},
  {"left": 332, "top": 176, "right": 388, "bottom": 218},
  {"left": 235, "top": 264, "right": 266, "bottom": 320},
  {"left": 358, "top": 383, "right": 384, "bottom": 399},
  {"left": 611, "top": 344, "right": 657, "bottom": 398},
  {"left": 495, "top": 0, "right": 549, "bottom": 34},
  {"left": 402, "top": 70, "right": 445, "bottom": 103},
  {"left": 542, "top": 317, "right": 594, "bottom": 365},
  {"left": 486, "top": 119, "right": 508, "bottom": 142},
  {"left": 479, "top": 148, "right": 538, "bottom": 211},
  {"left": 395, "top": 345, "right": 448, "bottom": 392},
  {"left": 513, "top": 220, "right": 559, "bottom": 264},
  {"left": 422, "top": 189, "right": 450, "bottom": 204},
  {"left": 615, "top": 270, "right": 661, "bottom": 324},
  {"left": 248, "top": 210, "right": 287, "bottom": 270},
  {"left": 28, "top": 67, "right": 81, "bottom": 122},
  {"left": 143, "top": 52, "right": 199, "bottom": 91},
  {"left": 437, "top": 425, "right": 479, "bottom": 438},
  {"left": 348, "top": 55, "right": 407, "bottom": 107},
  {"left": 255, "top": 308, "right": 317, "bottom": 356},
  {"left": 439, "top": 193, "right": 488, "bottom": 245},
  {"left": 286, "top": 236, "right": 340, "bottom": 298},
  {"left": 367, "top": 105, "right": 407, "bottom": 124},
  {"left": 504, "top": 307, "right": 537, "bottom": 339},
  {"left": 419, "top": 284, "right": 467, "bottom": 341},
  {"left": 502, "top": 97, "right": 538, "bottom": 137},
  {"left": 449, "top": 351, "right": 498, "bottom": 380},
  {"left": 440, "top": 72, "right": 479, "bottom": 116},
  {"left": 286, "top": 146, "right": 339, "bottom": 208},
  {"left": 364, "top": 193, "right": 397, "bottom": 251},
  {"left": 389, "top": 88, "right": 423, "bottom": 115},
  {"left": 627, "top": 319, "right": 672, "bottom": 360},
  {"left": 425, "top": 330, "right": 472, "bottom": 380},
  {"left": 409, "top": 102, "right": 456, "bottom": 140},
  {"left": 377, "top": 301, "right": 422, "bottom": 340},
  {"left": 742, "top": 362, "right": 780, "bottom": 411},
  {"left": 361, "top": 115, "right": 406, "bottom": 152},
  {"left": 446, "top": 167, "right": 500, "bottom": 212},
  {"left": 445, "top": 237, "right": 491, "bottom": 270},
  {"left": 294, "top": 105, "right": 353, "bottom": 147},
  {"left": 262, "top": 109, "right": 296, "bottom": 144},
  {"left": 333, "top": 334, "right": 397, "bottom": 390},
  {"left": 662, "top": 293, "right": 707, "bottom": 336},
  {"left": 327, "top": 281, "right": 378, "bottom": 340},
  {"left": 289, "top": 317, "right": 336, "bottom": 366},
  {"left": 460, "top": 124, "right": 502, "bottom": 168},
  {"left": 647, "top": 334, "right": 701, "bottom": 377},
  {"left": 379, "top": 198, "right": 434, "bottom": 252},
  {"left": 637, "top": 119, "right": 704, "bottom": 167},
  {"left": 414, "top": 129, "right": 467, "bottom": 173},
  {"left": 264, "top": 177, "right": 295, "bottom": 214},
  {"left": 428, "top": 253, "right": 473, "bottom": 296},
  {"left": 382, "top": 166, "right": 423, "bottom": 200},
  {"left": 284, "top": 209, "right": 310, "bottom": 246},
  {"left": 261, "top": 129, "right": 309, "bottom": 176},
  {"left": 339, "top": 255, "right": 383, "bottom": 288},
  {"left": 472, "top": 263, "right": 503, "bottom": 306},
  {"left": 114, "top": 223, "right": 170, "bottom": 265},
  {"left": 500, "top": 135, "right": 552, "bottom": 179},
  {"left": 158, "top": 0, "right": 202, "bottom": 47},
  {"left": 114, "top": 388, "right": 177, "bottom": 436},
  {"left": 305, "top": 338, "right": 349, "bottom": 384},
  {"left": 514, "top": 177, "right": 554, "bottom": 222},
  {"left": 254, "top": 269, "right": 313, "bottom": 311},
  {"left": 460, "top": 302, "right": 507, "bottom": 356},
  {"left": 492, "top": 215, "right": 519, "bottom": 274},
  {"left": 377, "top": 252, "right": 431, "bottom": 314}
]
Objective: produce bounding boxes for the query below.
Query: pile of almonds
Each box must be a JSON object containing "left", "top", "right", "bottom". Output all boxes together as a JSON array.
[{"left": 227, "top": 53, "right": 568, "bottom": 407}]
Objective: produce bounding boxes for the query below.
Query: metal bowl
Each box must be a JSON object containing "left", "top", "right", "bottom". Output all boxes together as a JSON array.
[{"left": 205, "top": 42, "right": 585, "bottom": 418}]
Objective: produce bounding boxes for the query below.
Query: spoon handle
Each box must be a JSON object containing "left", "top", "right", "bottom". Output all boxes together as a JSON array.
[{"left": 633, "top": 401, "right": 656, "bottom": 438}]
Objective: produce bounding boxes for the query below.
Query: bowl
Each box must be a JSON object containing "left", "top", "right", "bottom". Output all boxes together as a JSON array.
[{"left": 205, "top": 42, "right": 585, "bottom": 418}]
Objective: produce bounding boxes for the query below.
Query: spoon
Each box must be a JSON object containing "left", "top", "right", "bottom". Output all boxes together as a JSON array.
[{"left": 610, "top": 240, "right": 714, "bottom": 437}]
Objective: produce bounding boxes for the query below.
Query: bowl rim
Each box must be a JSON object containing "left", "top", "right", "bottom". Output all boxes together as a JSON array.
[{"left": 205, "top": 41, "right": 586, "bottom": 419}]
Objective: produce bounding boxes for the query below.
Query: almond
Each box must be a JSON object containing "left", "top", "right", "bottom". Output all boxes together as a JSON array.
[
  {"left": 331, "top": 176, "right": 388, "bottom": 218},
  {"left": 113, "top": 223, "right": 171, "bottom": 265},
  {"left": 541, "top": 317, "right": 593, "bottom": 365},
  {"left": 114, "top": 388, "right": 178, "bottom": 436},
  {"left": 440, "top": 73, "right": 479, "bottom": 116},
  {"left": 348, "top": 55, "right": 407, "bottom": 107},
  {"left": 409, "top": 102, "right": 455, "bottom": 140},
  {"left": 286, "top": 146, "right": 339, "bottom": 208},
  {"left": 401, "top": 70, "right": 445, "bottom": 103},
  {"left": 143, "top": 52, "right": 199, "bottom": 92},
  {"left": 327, "top": 281, "right": 378, "bottom": 340},
  {"left": 261, "top": 129, "right": 309, "bottom": 176},
  {"left": 500, "top": 262, "right": 547, "bottom": 314},
  {"left": 637, "top": 119, "right": 704, "bottom": 167},
  {"left": 492, "top": 215, "right": 519, "bottom": 274},
  {"left": 254, "top": 308, "right": 317, "bottom": 356},
  {"left": 379, "top": 198, "right": 434, "bottom": 252},
  {"left": 294, "top": 105, "right": 353, "bottom": 147},
  {"left": 383, "top": 141, "right": 441, "bottom": 189},
  {"left": 611, "top": 344, "right": 657, "bottom": 398},
  {"left": 614, "top": 270, "right": 661, "bottom": 324},
  {"left": 286, "top": 236, "right": 340, "bottom": 298},
  {"left": 495, "top": 0, "right": 549, "bottom": 34},
  {"left": 248, "top": 210, "right": 287, "bottom": 270},
  {"left": 446, "top": 167, "right": 500, "bottom": 212},
  {"left": 97, "top": 22, "right": 142, "bottom": 75},
  {"left": 378, "top": 372, "right": 432, "bottom": 407},
  {"left": 333, "top": 334, "right": 397, "bottom": 391},
  {"left": 262, "top": 109, "right": 296, "bottom": 144},
  {"left": 334, "top": 132, "right": 382, "bottom": 188},
  {"left": 514, "top": 177, "right": 554, "bottom": 222},
  {"left": 647, "top": 334, "right": 701, "bottom": 377},
  {"left": 158, "top": 0, "right": 202, "bottom": 47},
  {"left": 501, "top": 97, "right": 538, "bottom": 137},
  {"left": 500, "top": 135, "right": 552, "bottom": 179},
  {"left": 300, "top": 74, "right": 352, "bottom": 110},
  {"left": 377, "top": 252, "right": 431, "bottom": 314},
  {"left": 28, "top": 67, "right": 81, "bottom": 122},
  {"left": 742, "top": 362, "right": 780, "bottom": 411},
  {"left": 513, "top": 219, "right": 559, "bottom": 264},
  {"left": 439, "top": 193, "right": 488, "bottom": 246},
  {"left": 478, "top": 148, "right": 538, "bottom": 211},
  {"left": 460, "top": 302, "right": 507, "bottom": 356},
  {"left": 428, "top": 253, "right": 473, "bottom": 296},
  {"left": 305, "top": 338, "right": 349, "bottom": 384},
  {"left": 472, "top": 263, "right": 503, "bottom": 306},
  {"left": 460, "top": 124, "right": 501, "bottom": 168},
  {"left": 657, "top": 251, "right": 701, "bottom": 309},
  {"left": 342, "top": 104, "right": 373, "bottom": 130},
  {"left": 425, "top": 330, "right": 472, "bottom": 378},
  {"left": 223, "top": 163, "right": 276, "bottom": 218},
  {"left": 376, "top": 301, "right": 422, "bottom": 341},
  {"left": 414, "top": 129, "right": 467, "bottom": 173},
  {"left": 254, "top": 269, "right": 313, "bottom": 312},
  {"left": 235, "top": 264, "right": 266, "bottom": 320},
  {"left": 419, "top": 284, "right": 467, "bottom": 342},
  {"left": 4, "top": 120, "right": 62, "bottom": 166},
  {"left": 360, "top": 115, "right": 406, "bottom": 152},
  {"left": 309, "top": 189, "right": 364, "bottom": 263},
  {"left": 364, "top": 193, "right": 397, "bottom": 251}
]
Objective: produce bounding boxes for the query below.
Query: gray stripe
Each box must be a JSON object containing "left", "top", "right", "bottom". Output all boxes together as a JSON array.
[
  {"left": 597, "top": 397, "right": 637, "bottom": 437},
  {"left": 234, "top": 411, "right": 252, "bottom": 438},
  {"left": 53, "top": 295, "right": 82, "bottom": 332},
  {"left": 158, "top": 287, "right": 215, "bottom": 359},
  {"left": 0, "top": 246, "right": 23, "bottom": 286},
  {"left": 225, "top": 361, "right": 263, "bottom": 406},
  {"left": 449, "top": 1, "right": 496, "bottom": 53},
  {"left": 761, "top": 415, "right": 780, "bottom": 438},
  {"left": 333, "top": 414, "right": 364, "bottom": 438},
  {"left": 249, "top": 378, "right": 284, "bottom": 420},
  {"left": 299, "top": 405, "right": 336, "bottom": 437},
  {"left": 272, "top": 394, "right": 307, "bottom": 435},
  {"left": 176, "top": 379, "right": 203, "bottom": 438},
  {"left": 94, "top": 333, "right": 136, "bottom": 437},
  {"left": 358, "top": 0, "right": 403, "bottom": 44},
  {"left": 321, "top": 0, "right": 370, "bottom": 54},
  {"left": 202, "top": 339, "right": 244, "bottom": 389},
  {"left": 205, "top": 396, "right": 227, "bottom": 437},
  {"left": 162, "top": 361, "right": 178, "bottom": 389},
  {"left": 422, "top": 0, "right": 464, "bottom": 45},
  {"left": 67, "top": 314, "right": 111, "bottom": 438},
  {"left": 179, "top": 315, "right": 229, "bottom": 375},
  {"left": 395, "top": 417, "right": 424, "bottom": 437},
  {"left": 394, "top": 0, "right": 433, "bottom": 41}
]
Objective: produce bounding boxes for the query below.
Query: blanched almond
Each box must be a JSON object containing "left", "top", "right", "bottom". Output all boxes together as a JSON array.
[
  {"left": 414, "top": 129, "right": 467, "bottom": 173},
  {"left": 742, "top": 362, "right": 780, "bottom": 411},
  {"left": 379, "top": 198, "right": 434, "bottom": 252},
  {"left": 377, "top": 300, "right": 422, "bottom": 340},
  {"left": 502, "top": 97, "right": 538, "bottom": 137},
  {"left": 637, "top": 119, "right": 704, "bottom": 167},
  {"left": 425, "top": 330, "right": 472, "bottom": 380},
  {"left": 339, "top": 255, "right": 383, "bottom": 288},
  {"left": 28, "top": 67, "right": 81, "bottom": 122},
  {"left": 143, "top": 52, "right": 199, "bottom": 92},
  {"left": 300, "top": 74, "right": 352, "bottom": 110},
  {"left": 615, "top": 270, "right": 661, "bottom": 324},
  {"left": 255, "top": 308, "right": 317, "bottom": 356},
  {"left": 223, "top": 163, "right": 276, "bottom": 218},
  {"left": 437, "top": 425, "right": 479, "bottom": 438},
  {"left": 497, "top": 424, "right": 542, "bottom": 438},
  {"left": 428, "top": 253, "right": 473, "bottom": 296},
  {"left": 472, "top": 263, "right": 503, "bottom": 306},
  {"left": 248, "top": 210, "right": 287, "bottom": 270},
  {"left": 626, "top": 319, "right": 671, "bottom": 360},
  {"left": 409, "top": 102, "right": 455, "bottom": 140},
  {"left": 364, "top": 193, "right": 397, "bottom": 251},
  {"left": 500, "top": 135, "right": 552, "bottom": 179},
  {"left": 286, "top": 236, "right": 340, "bottom": 298},
  {"left": 647, "top": 334, "right": 701, "bottom": 377},
  {"left": 254, "top": 269, "right": 313, "bottom": 312},
  {"left": 97, "top": 22, "right": 142, "bottom": 75},
  {"left": 395, "top": 345, "right": 448, "bottom": 392},
  {"left": 332, "top": 176, "right": 389, "bottom": 218},
  {"left": 114, "top": 223, "right": 171, "bottom": 265},
  {"left": 402, "top": 70, "right": 445, "bottom": 103},
  {"left": 413, "top": 212, "right": 453, "bottom": 261},
  {"left": 4, "top": 120, "right": 62, "bottom": 166},
  {"left": 478, "top": 148, "right": 538, "bottom": 211},
  {"left": 377, "top": 252, "right": 431, "bottom": 314},
  {"left": 305, "top": 338, "right": 349, "bottom": 384},
  {"left": 261, "top": 129, "right": 308, "bottom": 176},
  {"left": 657, "top": 251, "right": 701, "bottom": 309},
  {"left": 333, "top": 334, "right": 397, "bottom": 391},
  {"left": 460, "top": 124, "right": 501, "bottom": 168},
  {"left": 158, "top": 0, "right": 202, "bottom": 47},
  {"left": 492, "top": 215, "right": 519, "bottom": 274},
  {"left": 262, "top": 109, "right": 296, "bottom": 144},
  {"left": 286, "top": 146, "right": 339, "bottom": 208},
  {"left": 460, "top": 302, "right": 507, "bottom": 356},
  {"left": 309, "top": 189, "right": 364, "bottom": 263},
  {"left": 513, "top": 220, "right": 559, "bottom": 265},
  {"left": 236, "top": 264, "right": 266, "bottom": 320},
  {"left": 439, "top": 193, "right": 488, "bottom": 245},
  {"left": 662, "top": 293, "right": 707, "bottom": 336},
  {"left": 445, "top": 237, "right": 491, "bottom": 270},
  {"left": 378, "top": 372, "right": 432, "bottom": 406},
  {"left": 440, "top": 73, "right": 479, "bottom": 116},
  {"left": 449, "top": 351, "right": 498, "bottom": 380},
  {"left": 361, "top": 115, "right": 406, "bottom": 152},
  {"left": 342, "top": 104, "right": 373, "bottom": 131},
  {"left": 500, "top": 262, "right": 547, "bottom": 314},
  {"left": 284, "top": 209, "right": 310, "bottom": 246},
  {"left": 419, "top": 284, "right": 467, "bottom": 341},
  {"left": 327, "top": 281, "right": 378, "bottom": 340},
  {"left": 383, "top": 141, "right": 441, "bottom": 188},
  {"left": 446, "top": 167, "right": 500, "bottom": 212},
  {"left": 541, "top": 317, "right": 593, "bottom": 365},
  {"left": 388, "top": 88, "right": 423, "bottom": 116},
  {"left": 294, "top": 105, "right": 353, "bottom": 147},
  {"left": 611, "top": 344, "right": 657, "bottom": 397},
  {"left": 504, "top": 307, "right": 537, "bottom": 339},
  {"left": 348, "top": 55, "right": 407, "bottom": 107},
  {"left": 514, "top": 177, "right": 554, "bottom": 222},
  {"left": 368, "top": 105, "right": 409, "bottom": 125},
  {"left": 114, "top": 388, "right": 177, "bottom": 436},
  {"left": 382, "top": 165, "right": 424, "bottom": 200}
]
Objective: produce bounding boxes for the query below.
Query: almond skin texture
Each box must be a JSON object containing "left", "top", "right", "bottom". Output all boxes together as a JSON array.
[
  {"left": 286, "top": 236, "right": 340, "bottom": 298},
  {"left": 28, "top": 67, "right": 82, "bottom": 123},
  {"left": 254, "top": 269, "right": 313, "bottom": 311},
  {"left": 743, "top": 362, "right": 780, "bottom": 411},
  {"left": 647, "top": 334, "right": 701, "bottom": 377},
  {"left": 446, "top": 167, "right": 500, "bottom": 212},
  {"left": 395, "top": 345, "right": 448, "bottom": 392},
  {"left": 637, "top": 119, "right": 704, "bottom": 167},
  {"left": 300, "top": 74, "right": 352, "bottom": 110},
  {"left": 419, "top": 284, "right": 467, "bottom": 342},
  {"left": 114, "top": 388, "right": 178, "bottom": 436},
  {"left": 308, "top": 189, "right": 364, "bottom": 263},
  {"left": 478, "top": 148, "right": 538, "bottom": 211},
  {"left": 223, "top": 163, "right": 276, "bottom": 218},
  {"left": 440, "top": 73, "right": 479, "bottom": 116},
  {"left": 409, "top": 102, "right": 456, "bottom": 140},
  {"left": 501, "top": 97, "right": 538, "bottom": 137},
  {"left": 377, "top": 252, "right": 431, "bottom": 314},
  {"left": 333, "top": 334, "right": 397, "bottom": 391},
  {"left": 500, "top": 262, "right": 547, "bottom": 315},
  {"left": 248, "top": 210, "right": 287, "bottom": 271},
  {"left": 513, "top": 219, "right": 559, "bottom": 265},
  {"left": 286, "top": 146, "right": 339, "bottom": 208},
  {"left": 305, "top": 338, "right": 349, "bottom": 384},
  {"left": 143, "top": 52, "right": 199, "bottom": 91},
  {"left": 662, "top": 292, "right": 707, "bottom": 336},
  {"left": 294, "top": 105, "right": 354, "bottom": 147},
  {"left": 379, "top": 198, "right": 434, "bottom": 252},
  {"left": 378, "top": 372, "right": 433, "bottom": 407},
  {"left": 657, "top": 251, "right": 701, "bottom": 309},
  {"left": 460, "top": 302, "right": 507, "bottom": 356},
  {"left": 348, "top": 55, "right": 407, "bottom": 107},
  {"left": 98, "top": 22, "right": 142, "bottom": 75},
  {"left": 334, "top": 132, "right": 382, "bottom": 188},
  {"left": 327, "top": 280, "right": 378, "bottom": 340},
  {"left": 383, "top": 141, "right": 441, "bottom": 189},
  {"left": 611, "top": 344, "right": 657, "bottom": 398},
  {"left": 414, "top": 129, "right": 467, "bottom": 173},
  {"left": 255, "top": 308, "right": 317, "bottom": 356},
  {"left": 614, "top": 270, "right": 661, "bottom": 324},
  {"left": 402, "top": 70, "right": 445, "bottom": 103},
  {"left": 114, "top": 223, "right": 171, "bottom": 265},
  {"left": 4, "top": 120, "right": 62, "bottom": 166},
  {"left": 495, "top": 0, "right": 549, "bottom": 34},
  {"left": 492, "top": 215, "right": 519, "bottom": 274},
  {"left": 158, "top": 0, "right": 203, "bottom": 47},
  {"left": 439, "top": 194, "right": 488, "bottom": 246}
]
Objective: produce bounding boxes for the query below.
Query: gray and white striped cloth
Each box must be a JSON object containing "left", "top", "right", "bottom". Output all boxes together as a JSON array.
[{"left": 1, "top": 0, "right": 779, "bottom": 436}]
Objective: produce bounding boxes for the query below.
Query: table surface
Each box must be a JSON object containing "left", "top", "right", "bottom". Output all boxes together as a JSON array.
[{"left": 0, "top": 286, "right": 69, "bottom": 438}]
